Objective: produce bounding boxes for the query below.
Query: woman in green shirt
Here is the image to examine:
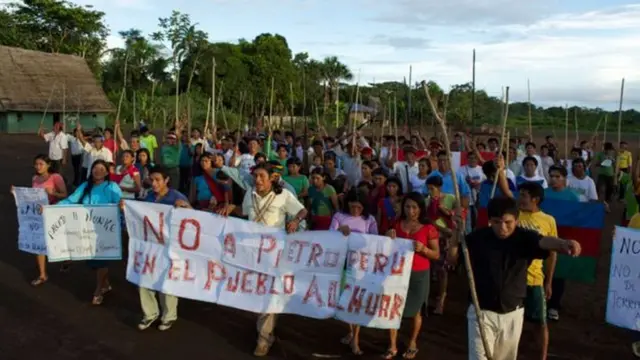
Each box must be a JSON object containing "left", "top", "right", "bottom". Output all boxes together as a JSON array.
[
  {"left": 308, "top": 168, "right": 339, "bottom": 229},
  {"left": 283, "top": 157, "right": 309, "bottom": 200}
]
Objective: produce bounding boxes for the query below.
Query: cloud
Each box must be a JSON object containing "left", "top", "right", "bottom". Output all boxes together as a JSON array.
[
  {"left": 371, "top": 35, "right": 431, "bottom": 49},
  {"left": 371, "top": 0, "right": 554, "bottom": 27}
]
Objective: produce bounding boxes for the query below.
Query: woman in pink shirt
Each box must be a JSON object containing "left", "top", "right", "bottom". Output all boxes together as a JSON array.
[
  {"left": 332, "top": 190, "right": 378, "bottom": 356},
  {"left": 30, "top": 154, "right": 67, "bottom": 286}
]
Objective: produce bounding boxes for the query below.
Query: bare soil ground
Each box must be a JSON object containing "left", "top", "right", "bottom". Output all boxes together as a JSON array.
[{"left": 0, "top": 133, "right": 634, "bottom": 360}]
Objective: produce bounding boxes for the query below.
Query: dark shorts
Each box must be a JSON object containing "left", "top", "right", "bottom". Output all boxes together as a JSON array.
[
  {"left": 524, "top": 285, "right": 547, "bottom": 325},
  {"left": 403, "top": 270, "right": 430, "bottom": 318}
]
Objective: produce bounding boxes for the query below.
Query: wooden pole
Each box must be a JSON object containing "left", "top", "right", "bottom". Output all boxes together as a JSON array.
[
  {"left": 407, "top": 65, "right": 413, "bottom": 133},
  {"left": 564, "top": 105, "right": 569, "bottom": 164},
  {"left": 211, "top": 57, "right": 216, "bottom": 135},
  {"left": 394, "top": 93, "right": 399, "bottom": 159},
  {"left": 527, "top": 79, "right": 532, "bottom": 141},
  {"left": 574, "top": 108, "right": 579, "bottom": 146},
  {"left": 335, "top": 85, "right": 340, "bottom": 129},
  {"left": 423, "top": 82, "right": 493, "bottom": 360},
  {"left": 471, "top": 49, "right": 476, "bottom": 129},
  {"left": 490, "top": 86, "right": 510, "bottom": 199},
  {"left": 614, "top": 78, "right": 625, "bottom": 187},
  {"left": 62, "top": 83, "right": 66, "bottom": 131},
  {"left": 39, "top": 84, "right": 57, "bottom": 128},
  {"left": 204, "top": 96, "right": 211, "bottom": 136},
  {"left": 268, "top": 77, "right": 275, "bottom": 133},
  {"left": 604, "top": 114, "right": 608, "bottom": 144},
  {"left": 174, "top": 53, "right": 180, "bottom": 129},
  {"left": 289, "top": 82, "right": 295, "bottom": 132}
]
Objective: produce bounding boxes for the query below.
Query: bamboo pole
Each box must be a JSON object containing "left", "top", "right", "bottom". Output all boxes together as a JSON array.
[
  {"left": 394, "top": 93, "right": 399, "bottom": 159},
  {"left": 335, "top": 85, "right": 340, "bottom": 129},
  {"left": 174, "top": 53, "right": 180, "bottom": 129},
  {"left": 564, "top": 105, "right": 569, "bottom": 164},
  {"left": 268, "top": 77, "right": 275, "bottom": 133},
  {"left": 471, "top": 49, "right": 476, "bottom": 129},
  {"left": 614, "top": 78, "right": 625, "bottom": 187},
  {"left": 407, "top": 65, "right": 413, "bottom": 133},
  {"left": 604, "top": 114, "right": 608, "bottom": 144},
  {"left": 211, "top": 57, "right": 216, "bottom": 134},
  {"left": 204, "top": 96, "right": 211, "bottom": 136},
  {"left": 423, "top": 82, "right": 493, "bottom": 360},
  {"left": 574, "top": 108, "right": 579, "bottom": 146},
  {"left": 39, "top": 84, "right": 57, "bottom": 128},
  {"left": 490, "top": 86, "right": 510, "bottom": 199},
  {"left": 62, "top": 83, "right": 66, "bottom": 131},
  {"left": 527, "top": 79, "right": 532, "bottom": 141},
  {"left": 133, "top": 90, "right": 137, "bottom": 129},
  {"left": 289, "top": 82, "right": 295, "bottom": 132}
]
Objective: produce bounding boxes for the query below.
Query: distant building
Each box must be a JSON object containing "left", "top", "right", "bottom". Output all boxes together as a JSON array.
[{"left": 0, "top": 45, "right": 113, "bottom": 133}]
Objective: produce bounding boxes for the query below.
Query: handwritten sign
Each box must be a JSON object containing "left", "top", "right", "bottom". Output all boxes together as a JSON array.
[
  {"left": 43, "top": 205, "right": 122, "bottom": 262},
  {"left": 606, "top": 226, "right": 640, "bottom": 331},
  {"left": 123, "top": 200, "right": 414, "bottom": 329},
  {"left": 12, "top": 187, "right": 49, "bottom": 255}
]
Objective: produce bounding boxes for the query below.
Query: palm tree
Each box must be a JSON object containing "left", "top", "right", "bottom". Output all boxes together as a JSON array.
[{"left": 320, "top": 56, "right": 353, "bottom": 106}]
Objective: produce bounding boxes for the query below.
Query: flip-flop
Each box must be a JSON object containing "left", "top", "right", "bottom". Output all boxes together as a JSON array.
[
  {"left": 30, "top": 277, "right": 48, "bottom": 287},
  {"left": 101, "top": 285, "right": 112, "bottom": 295},
  {"left": 351, "top": 343, "right": 364, "bottom": 356},
  {"left": 92, "top": 295, "right": 103, "bottom": 306},
  {"left": 403, "top": 348, "right": 419, "bottom": 359},
  {"left": 340, "top": 334, "right": 353, "bottom": 345},
  {"left": 382, "top": 349, "right": 397, "bottom": 359}
]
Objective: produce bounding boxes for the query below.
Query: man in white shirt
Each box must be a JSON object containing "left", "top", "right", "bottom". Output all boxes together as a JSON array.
[
  {"left": 81, "top": 133, "right": 114, "bottom": 177},
  {"left": 567, "top": 158, "right": 598, "bottom": 202},
  {"left": 460, "top": 152, "right": 486, "bottom": 228},
  {"left": 391, "top": 145, "right": 420, "bottom": 193},
  {"left": 516, "top": 142, "right": 544, "bottom": 178},
  {"left": 68, "top": 128, "right": 85, "bottom": 186},
  {"left": 39, "top": 122, "right": 68, "bottom": 173}
]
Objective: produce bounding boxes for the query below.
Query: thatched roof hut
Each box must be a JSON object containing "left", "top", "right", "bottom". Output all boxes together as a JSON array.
[{"left": 0, "top": 45, "right": 113, "bottom": 113}]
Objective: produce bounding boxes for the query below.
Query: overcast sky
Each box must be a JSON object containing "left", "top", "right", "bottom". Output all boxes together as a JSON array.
[{"left": 71, "top": 0, "right": 640, "bottom": 110}]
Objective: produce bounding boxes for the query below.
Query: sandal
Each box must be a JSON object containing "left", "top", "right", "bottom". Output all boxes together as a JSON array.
[
  {"left": 340, "top": 334, "right": 353, "bottom": 345},
  {"left": 351, "top": 342, "right": 364, "bottom": 356},
  {"left": 92, "top": 295, "right": 104, "bottom": 305},
  {"left": 403, "top": 348, "right": 419, "bottom": 359},
  {"left": 382, "top": 349, "right": 397, "bottom": 359},
  {"left": 30, "top": 277, "right": 48, "bottom": 287},
  {"left": 60, "top": 263, "right": 71, "bottom": 273},
  {"left": 101, "top": 285, "right": 112, "bottom": 295}
]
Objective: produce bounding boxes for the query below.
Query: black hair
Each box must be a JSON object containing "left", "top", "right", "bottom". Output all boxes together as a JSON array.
[
  {"left": 276, "top": 144, "right": 288, "bottom": 152},
  {"left": 570, "top": 147, "right": 581, "bottom": 155},
  {"left": 482, "top": 160, "right": 498, "bottom": 179},
  {"left": 254, "top": 152, "right": 266, "bottom": 162},
  {"left": 525, "top": 142, "right": 536, "bottom": 148},
  {"left": 572, "top": 157, "right": 586, "bottom": 168},
  {"left": 436, "top": 150, "right": 448, "bottom": 158},
  {"left": 487, "top": 196, "right": 519, "bottom": 219},
  {"left": 342, "top": 189, "right": 371, "bottom": 219},
  {"left": 80, "top": 160, "right": 111, "bottom": 204},
  {"left": 361, "top": 160, "right": 374, "bottom": 169},
  {"left": 548, "top": 165, "right": 568, "bottom": 177},
  {"left": 136, "top": 148, "right": 152, "bottom": 167},
  {"left": 521, "top": 156, "right": 538, "bottom": 167},
  {"left": 399, "top": 192, "right": 430, "bottom": 225},
  {"left": 121, "top": 149, "right": 135, "bottom": 160},
  {"left": 545, "top": 135, "right": 553, "bottom": 141},
  {"left": 149, "top": 165, "right": 169, "bottom": 179},
  {"left": 252, "top": 163, "right": 283, "bottom": 195},
  {"left": 310, "top": 167, "right": 329, "bottom": 183},
  {"left": 130, "top": 130, "right": 140, "bottom": 138},
  {"left": 426, "top": 175, "right": 443, "bottom": 187},
  {"left": 518, "top": 181, "right": 545, "bottom": 205},
  {"left": 604, "top": 142, "right": 614, "bottom": 151},
  {"left": 488, "top": 137, "right": 499, "bottom": 144},
  {"left": 33, "top": 154, "right": 56, "bottom": 174},
  {"left": 312, "top": 139, "right": 323, "bottom": 147},
  {"left": 286, "top": 157, "right": 302, "bottom": 166},
  {"left": 385, "top": 177, "right": 404, "bottom": 196},
  {"left": 372, "top": 167, "right": 387, "bottom": 178},
  {"left": 104, "top": 127, "right": 113, "bottom": 135}
]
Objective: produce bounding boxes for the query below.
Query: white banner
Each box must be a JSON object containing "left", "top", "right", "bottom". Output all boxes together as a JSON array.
[
  {"left": 12, "top": 187, "right": 49, "bottom": 255},
  {"left": 43, "top": 205, "right": 122, "bottom": 262},
  {"left": 124, "top": 200, "right": 414, "bottom": 329},
  {"left": 606, "top": 226, "right": 640, "bottom": 331}
]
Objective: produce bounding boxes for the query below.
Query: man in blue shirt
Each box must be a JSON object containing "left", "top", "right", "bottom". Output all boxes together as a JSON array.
[
  {"left": 544, "top": 165, "right": 579, "bottom": 201},
  {"left": 138, "top": 165, "right": 190, "bottom": 332}
]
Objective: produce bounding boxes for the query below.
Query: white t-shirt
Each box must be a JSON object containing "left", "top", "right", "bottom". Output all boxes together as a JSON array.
[
  {"left": 459, "top": 165, "right": 485, "bottom": 205},
  {"left": 67, "top": 135, "right": 84, "bottom": 156},
  {"left": 44, "top": 131, "right": 68, "bottom": 160},
  {"left": 242, "top": 189, "right": 305, "bottom": 228},
  {"left": 393, "top": 161, "right": 420, "bottom": 193},
  {"left": 517, "top": 174, "right": 548, "bottom": 189},
  {"left": 516, "top": 154, "right": 544, "bottom": 178},
  {"left": 567, "top": 175, "right": 598, "bottom": 202},
  {"left": 82, "top": 143, "right": 113, "bottom": 177},
  {"left": 409, "top": 174, "right": 428, "bottom": 194}
]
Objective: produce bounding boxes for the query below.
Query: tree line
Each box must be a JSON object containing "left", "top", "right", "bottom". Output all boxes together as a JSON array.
[{"left": 1, "top": 0, "right": 639, "bottom": 134}]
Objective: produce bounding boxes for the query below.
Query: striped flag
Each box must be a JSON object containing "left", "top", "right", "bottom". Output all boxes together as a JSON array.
[{"left": 477, "top": 197, "right": 605, "bottom": 283}]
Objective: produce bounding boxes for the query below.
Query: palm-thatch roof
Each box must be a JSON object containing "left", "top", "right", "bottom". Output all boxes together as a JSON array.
[{"left": 0, "top": 45, "right": 113, "bottom": 113}]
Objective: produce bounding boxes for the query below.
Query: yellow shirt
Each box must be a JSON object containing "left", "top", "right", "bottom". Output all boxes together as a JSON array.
[
  {"left": 518, "top": 210, "right": 558, "bottom": 286},
  {"left": 629, "top": 213, "right": 640, "bottom": 229},
  {"left": 618, "top": 150, "right": 632, "bottom": 169}
]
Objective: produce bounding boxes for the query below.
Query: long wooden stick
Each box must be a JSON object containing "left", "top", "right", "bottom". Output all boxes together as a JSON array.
[
  {"left": 527, "top": 79, "right": 532, "bottom": 141},
  {"left": 423, "top": 83, "right": 493, "bottom": 360},
  {"left": 204, "top": 96, "right": 211, "bottom": 136},
  {"left": 289, "top": 82, "right": 295, "bottom": 132},
  {"left": 564, "top": 105, "right": 569, "bottom": 164},
  {"left": 614, "top": 78, "right": 625, "bottom": 187},
  {"left": 268, "top": 77, "right": 275, "bottom": 133},
  {"left": 604, "top": 113, "right": 608, "bottom": 144},
  {"left": 62, "top": 83, "right": 66, "bottom": 131},
  {"left": 574, "top": 108, "right": 579, "bottom": 146},
  {"left": 211, "top": 57, "right": 216, "bottom": 134},
  {"left": 39, "top": 84, "right": 57, "bottom": 128},
  {"left": 394, "top": 93, "right": 398, "bottom": 159},
  {"left": 490, "top": 87, "right": 510, "bottom": 198}
]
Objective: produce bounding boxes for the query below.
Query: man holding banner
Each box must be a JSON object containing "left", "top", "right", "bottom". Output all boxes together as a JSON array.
[
  {"left": 137, "top": 165, "right": 191, "bottom": 332},
  {"left": 218, "top": 163, "right": 307, "bottom": 357}
]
